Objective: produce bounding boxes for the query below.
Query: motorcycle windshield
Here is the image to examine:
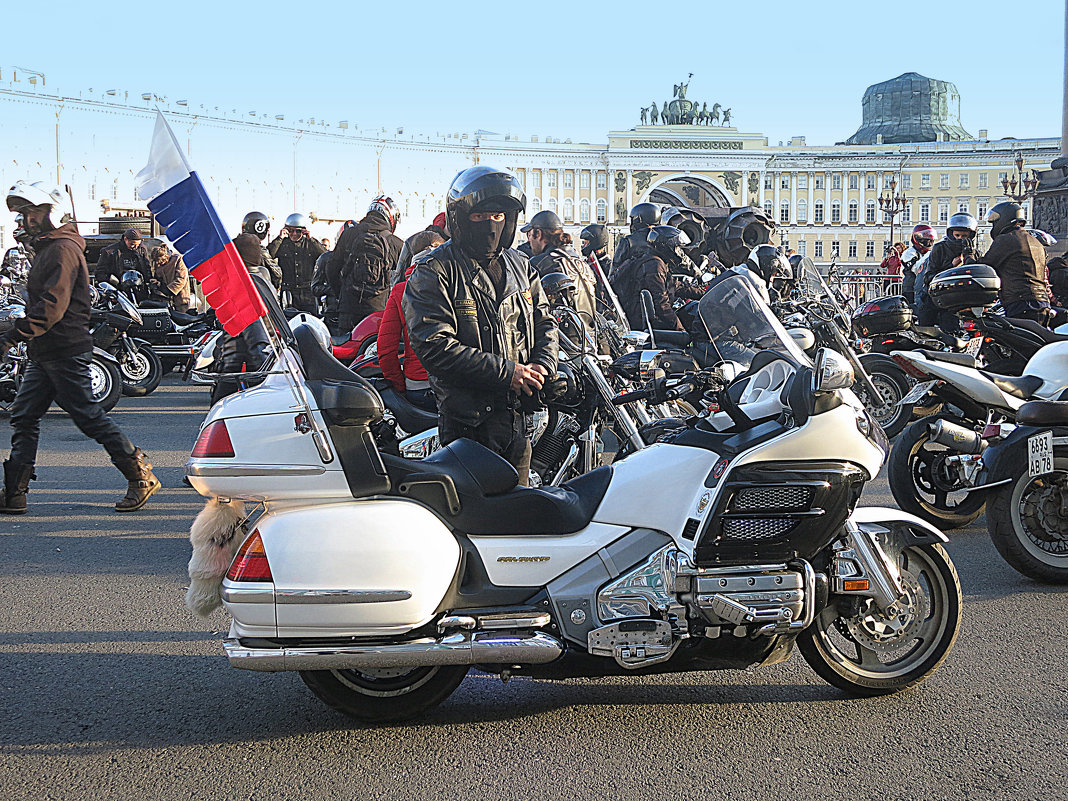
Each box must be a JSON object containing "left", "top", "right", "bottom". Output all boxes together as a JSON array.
[
  {"left": 796, "top": 256, "right": 851, "bottom": 328},
  {"left": 697, "top": 274, "right": 810, "bottom": 369}
]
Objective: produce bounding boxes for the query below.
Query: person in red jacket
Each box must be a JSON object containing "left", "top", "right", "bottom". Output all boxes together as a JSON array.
[{"left": 379, "top": 231, "right": 444, "bottom": 411}]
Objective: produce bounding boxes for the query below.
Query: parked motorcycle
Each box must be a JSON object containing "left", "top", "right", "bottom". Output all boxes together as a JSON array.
[
  {"left": 888, "top": 266, "right": 1068, "bottom": 529},
  {"left": 187, "top": 273, "right": 960, "bottom": 723},
  {"left": 971, "top": 401, "right": 1068, "bottom": 583},
  {"left": 91, "top": 284, "right": 164, "bottom": 396}
]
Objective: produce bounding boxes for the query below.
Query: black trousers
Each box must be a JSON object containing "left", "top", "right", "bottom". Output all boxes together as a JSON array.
[
  {"left": 338, "top": 291, "right": 389, "bottom": 335},
  {"left": 9, "top": 352, "right": 134, "bottom": 466},
  {"left": 439, "top": 409, "right": 532, "bottom": 486}
]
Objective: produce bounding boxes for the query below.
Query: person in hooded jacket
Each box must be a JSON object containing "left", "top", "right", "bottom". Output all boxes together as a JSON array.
[
  {"left": 983, "top": 202, "right": 1052, "bottom": 323},
  {"left": 522, "top": 210, "right": 598, "bottom": 325},
  {"left": 379, "top": 230, "right": 444, "bottom": 411},
  {"left": 613, "top": 225, "right": 694, "bottom": 331},
  {"left": 392, "top": 212, "right": 448, "bottom": 287},
  {"left": 610, "top": 202, "right": 660, "bottom": 277},
  {"left": 403, "top": 166, "right": 558, "bottom": 483},
  {"left": 330, "top": 197, "right": 404, "bottom": 333},
  {"left": 1, "top": 182, "right": 160, "bottom": 515}
]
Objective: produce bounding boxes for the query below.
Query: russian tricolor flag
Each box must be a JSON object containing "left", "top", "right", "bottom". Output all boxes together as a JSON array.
[{"left": 135, "top": 112, "right": 267, "bottom": 336}]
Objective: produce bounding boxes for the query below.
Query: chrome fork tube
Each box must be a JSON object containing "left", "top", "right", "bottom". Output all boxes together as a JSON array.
[
  {"left": 582, "top": 353, "right": 644, "bottom": 451},
  {"left": 846, "top": 520, "right": 904, "bottom": 610}
]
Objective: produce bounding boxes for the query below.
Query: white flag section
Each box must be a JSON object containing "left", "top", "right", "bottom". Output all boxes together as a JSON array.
[{"left": 134, "top": 112, "right": 192, "bottom": 202}]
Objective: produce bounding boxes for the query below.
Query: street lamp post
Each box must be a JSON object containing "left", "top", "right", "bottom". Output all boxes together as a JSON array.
[
  {"left": 877, "top": 177, "right": 908, "bottom": 255},
  {"left": 1001, "top": 152, "right": 1040, "bottom": 206}
]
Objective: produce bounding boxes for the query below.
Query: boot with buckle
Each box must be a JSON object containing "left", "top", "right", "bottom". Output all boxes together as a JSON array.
[{"left": 112, "top": 449, "right": 161, "bottom": 512}]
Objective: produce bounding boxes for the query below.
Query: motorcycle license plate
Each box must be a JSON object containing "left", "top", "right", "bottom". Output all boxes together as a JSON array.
[
  {"left": 964, "top": 336, "right": 983, "bottom": 357},
  {"left": 1028, "top": 430, "right": 1055, "bottom": 477},
  {"left": 898, "top": 379, "right": 938, "bottom": 406}
]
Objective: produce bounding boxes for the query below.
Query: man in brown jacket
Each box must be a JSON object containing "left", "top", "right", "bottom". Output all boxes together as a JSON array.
[
  {"left": 150, "top": 243, "right": 190, "bottom": 311},
  {"left": 0, "top": 181, "right": 159, "bottom": 514}
]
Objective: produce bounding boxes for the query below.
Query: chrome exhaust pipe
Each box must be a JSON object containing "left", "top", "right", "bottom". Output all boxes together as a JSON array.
[
  {"left": 927, "top": 419, "right": 985, "bottom": 454},
  {"left": 224, "top": 630, "right": 563, "bottom": 672}
]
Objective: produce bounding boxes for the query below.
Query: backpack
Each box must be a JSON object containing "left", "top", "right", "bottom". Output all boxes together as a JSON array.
[{"left": 343, "top": 231, "right": 390, "bottom": 297}]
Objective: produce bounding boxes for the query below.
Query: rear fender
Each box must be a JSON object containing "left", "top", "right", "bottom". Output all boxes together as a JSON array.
[{"left": 976, "top": 424, "right": 1068, "bottom": 489}]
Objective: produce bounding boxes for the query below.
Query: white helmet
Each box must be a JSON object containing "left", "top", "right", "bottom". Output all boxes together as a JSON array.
[
  {"left": 6, "top": 181, "right": 74, "bottom": 228},
  {"left": 288, "top": 313, "right": 331, "bottom": 352}
]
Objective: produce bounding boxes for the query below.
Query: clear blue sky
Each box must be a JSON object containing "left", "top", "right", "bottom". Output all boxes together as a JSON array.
[{"left": 6, "top": 0, "right": 1064, "bottom": 145}]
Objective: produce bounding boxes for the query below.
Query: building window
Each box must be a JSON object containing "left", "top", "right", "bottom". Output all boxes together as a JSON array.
[
  {"left": 798, "top": 174, "right": 808, "bottom": 189},
  {"left": 958, "top": 200, "right": 969, "bottom": 214},
  {"left": 547, "top": 172, "right": 557, "bottom": 189},
  {"left": 865, "top": 200, "right": 876, "bottom": 223},
  {"left": 848, "top": 241, "right": 858, "bottom": 259},
  {"left": 814, "top": 175, "right": 825, "bottom": 190},
  {"left": 883, "top": 174, "right": 893, "bottom": 189},
  {"left": 563, "top": 198, "right": 574, "bottom": 221},
  {"left": 902, "top": 174, "right": 912, "bottom": 190},
  {"left": 531, "top": 197, "right": 541, "bottom": 214},
  {"left": 563, "top": 172, "right": 573, "bottom": 190},
  {"left": 596, "top": 198, "right": 607, "bottom": 223},
  {"left": 781, "top": 175, "right": 790, "bottom": 190},
  {"left": 959, "top": 173, "right": 969, "bottom": 189},
  {"left": 866, "top": 174, "right": 876, "bottom": 190},
  {"left": 977, "top": 200, "right": 988, "bottom": 220},
  {"left": 866, "top": 240, "right": 875, "bottom": 258},
  {"left": 921, "top": 174, "right": 931, "bottom": 189},
  {"left": 516, "top": 169, "right": 525, "bottom": 187},
  {"left": 832, "top": 174, "right": 842, "bottom": 190},
  {"left": 780, "top": 201, "right": 790, "bottom": 223},
  {"left": 531, "top": 172, "right": 541, "bottom": 189},
  {"left": 548, "top": 197, "right": 557, "bottom": 213},
  {"left": 764, "top": 200, "right": 774, "bottom": 219},
  {"left": 938, "top": 203, "right": 949, "bottom": 223},
  {"left": 831, "top": 201, "right": 841, "bottom": 223},
  {"left": 799, "top": 240, "right": 807, "bottom": 256},
  {"left": 920, "top": 202, "right": 930, "bottom": 222},
  {"left": 848, "top": 200, "right": 858, "bottom": 223},
  {"left": 998, "top": 171, "right": 1008, "bottom": 185},
  {"left": 849, "top": 174, "right": 858, "bottom": 190},
  {"left": 764, "top": 174, "right": 773, "bottom": 190},
  {"left": 978, "top": 173, "right": 988, "bottom": 189},
  {"left": 940, "top": 173, "right": 950, "bottom": 189},
  {"left": 579, "top": 198, "right": 590, "bottom": 222},
  {"left": 596, "top": 172, "right": 606, "bottom": 190},
  {"left": 797, "top": 199, "right": 807, "bottom": 223},
  {"left": 580, "top": 172, "right": 590, "bottom": 189},
  {"left": 903, "top": 203, "right": 912, "bottom": 222},
  {"left": 813, "top": 200, "right": 824, "bottom": 223},
  {"left": 814, "top": 240, "right": 823, "bottom": 258}
]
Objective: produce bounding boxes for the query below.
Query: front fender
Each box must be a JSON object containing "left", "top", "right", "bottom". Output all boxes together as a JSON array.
[
  {"left": 850, "top": 506, "right": 949, "bottom": 545},
  {"left": 92, "top": 346, "right": 119, "bottom": 365}
]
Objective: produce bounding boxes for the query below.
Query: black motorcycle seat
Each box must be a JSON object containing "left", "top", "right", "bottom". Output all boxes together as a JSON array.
[
  {"left": 979, "top": 371, "right": 1044, "bottom": 400},
  {"left": 912, "top": 324, "right": 942, "bottom": 338},
  {"left": 918, "top": 349, "right": 976, "bottom": 368},
  {"left": 374, "top": 380, "right": 437, "bottom": 434},
  {"left": 653, "top": 329, "right": 691, "bottom": 348},
  {"left": 293, "top": 325, "right": 385, "bottom": 426},
  {"left": 382, "top": 439, "right": 613, "bottom": 535},
  {"left": 1017, "top": 400, "right": 1068, "bottom": 426},
  {"left": 1007, "top": 318, "right": 1068, "bottom": 345},
  {"left": 170, "top": 310, "right": 213, "bottom": 325}
]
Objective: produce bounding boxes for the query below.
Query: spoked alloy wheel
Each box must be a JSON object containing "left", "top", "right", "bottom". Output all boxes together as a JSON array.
[
  {"left": 889, "top": 415, "right": 985, "bottom": 530},
  {"left": 853, "top": 357, "right": 911, "bottom": 439},
  {"left": 119, "top": 346, "right": 163, "bottom": 396},
  {"left": 988, "top": 457, "right": 1068, "bottom": 584},
  {"left": 89, "top": 358, "right": 122, "bottom": 413},
  {"left": 300, "top": 665, "right": 468, "bottom": 724},
  {"left": 798, "top": 543, "right": 961, "bottom": 695}
]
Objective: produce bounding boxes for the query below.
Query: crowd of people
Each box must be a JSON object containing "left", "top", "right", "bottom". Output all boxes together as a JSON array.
[{"left": 2, "top": 164, "right": 1067, "bottom": 512}]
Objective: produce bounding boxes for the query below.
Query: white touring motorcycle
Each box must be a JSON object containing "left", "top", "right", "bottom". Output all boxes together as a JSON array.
[{"left": 187, "top": 276, "right": 961, "bottom": 723}]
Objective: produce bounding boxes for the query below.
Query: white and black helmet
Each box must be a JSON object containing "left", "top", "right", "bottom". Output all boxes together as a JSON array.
[{"left": 6, "top": 181, "right": 74, "bottom": 229}]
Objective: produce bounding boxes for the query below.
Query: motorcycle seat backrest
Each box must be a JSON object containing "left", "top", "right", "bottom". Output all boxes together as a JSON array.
[
  {"left": 170, "top": 310, "right": 213, "bottom": 325},
  {"left": 1016, "top": 400, "right": 1068, "bottom": 426},
  {"left": 978, "top": 370, "right": 1044, "bottom": 400},
  {"left": 912, "top": 324, "right": 942, "bottom": 338},
  {"left": 652, "top": 329, "right": 691, "bottom": 348},
  {"left": 373, "top": 380, "right": 437, "bottom": 434},
  {"left": 917, "top": 349, "right": 976, "bottom": 369},
  {"left": 1007, "top": 318, "right": 1068, "bottom": 345}
]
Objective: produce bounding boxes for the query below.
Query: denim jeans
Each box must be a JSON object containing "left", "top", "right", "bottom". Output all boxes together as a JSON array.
[{"left": 9, "top": 352, "right": 134, "bottom": 466}]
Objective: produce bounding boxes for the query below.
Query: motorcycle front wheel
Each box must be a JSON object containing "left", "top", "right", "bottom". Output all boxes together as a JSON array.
[
  {"left": 300, "top": 665, "right": 468, "bottom": 724},
  {"left": 89, "top": 357, "right": 122, "bottom": 413},
  {"left": 987, "top": 457, "right": 1068, "bottom": 584},
  {"left": 798, "top": 543, "right": 961, "bottom": 695},
  {"left": 889, "top": 415, "right": 985, "bottom": 530},
  {"left": 119, "top": 345, "right": 163, "bottom": 397}
]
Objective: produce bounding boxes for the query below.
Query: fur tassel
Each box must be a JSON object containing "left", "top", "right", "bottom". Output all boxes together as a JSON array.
[{"left": 185, "top": 498, "right": 247, "bottom": 617}]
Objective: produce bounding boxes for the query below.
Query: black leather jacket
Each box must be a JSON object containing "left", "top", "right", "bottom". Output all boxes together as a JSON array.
[
  {"left": 402, "top": 242, "right": 558, "bottom": 427},
  {"left": 610, "top": 230, "right": 650, "bottom": 277},
  {"left": 984, "top": 227, "right": 1050, "bottom": 307}
]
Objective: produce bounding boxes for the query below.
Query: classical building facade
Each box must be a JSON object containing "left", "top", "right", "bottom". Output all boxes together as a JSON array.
[{"left": 0, "top": 71, "right": 1058, "bottom": 267}]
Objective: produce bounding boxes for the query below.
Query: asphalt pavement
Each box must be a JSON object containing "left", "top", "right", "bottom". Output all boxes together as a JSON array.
[{"left": 1, "top": 374, "right": 1065, "bottom": 801}]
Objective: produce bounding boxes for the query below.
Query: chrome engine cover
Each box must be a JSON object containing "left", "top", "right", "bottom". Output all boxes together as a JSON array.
[{"left": 692, "top": 564, "right": 808, "bottom": 635}]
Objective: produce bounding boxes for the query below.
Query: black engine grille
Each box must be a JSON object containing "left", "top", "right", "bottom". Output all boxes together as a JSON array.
[{"left": 732, "top": 486, "right": 812, "bottom": 512}]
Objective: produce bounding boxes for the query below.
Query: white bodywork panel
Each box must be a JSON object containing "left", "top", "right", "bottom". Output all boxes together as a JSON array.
[
  {"left": 257, "top": 500, "right": 460, "bottom": 637},
  {"left": 1022, "top": 342, "right": 1068, "bottom": 399},
  {"left": 469, "top": 522, "right": 630, "bottom": 587}
]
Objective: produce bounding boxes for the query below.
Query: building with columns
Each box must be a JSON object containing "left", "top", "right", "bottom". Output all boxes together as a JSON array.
[{"left": 0, "top": 70, "right": 1058, "bottom": 267}]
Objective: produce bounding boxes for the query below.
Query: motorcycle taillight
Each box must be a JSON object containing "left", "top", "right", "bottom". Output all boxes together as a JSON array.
[
  {"left": 226, "top": 530, "right": 272, "bottom": 582},
  {"left": 892, "top": 354, "right": 932, "bottom": 380},
  {"left": 191, "top": 420, "right": 235, "bottom": 458}
]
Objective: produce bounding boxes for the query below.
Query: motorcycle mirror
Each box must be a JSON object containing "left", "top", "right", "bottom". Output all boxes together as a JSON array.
[
  {"left": 812, "top": 347, "right": 855, "bottom": 393},
  {"left": 701, "top": 272, "right": 715, "bottom": 283},
  {"left": 622, "top": 331, "right": 650, "bottom": 347},
  {"left": 714, "top": 360, "right": 744, "bottom": 384},
  {"left": 788, "top": 327, "right": 816, "bottom": 352}
]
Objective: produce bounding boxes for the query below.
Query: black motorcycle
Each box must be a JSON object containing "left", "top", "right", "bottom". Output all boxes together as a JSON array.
[{"left": 91, "top": 284, "right": 164, "bottom": 397}]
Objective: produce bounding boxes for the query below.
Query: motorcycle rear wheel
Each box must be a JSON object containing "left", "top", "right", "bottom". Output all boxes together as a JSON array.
[
  {"left": 798, "top": 543, "right": 961, "bottom": 695},
  {"left": 987, "top": 457, "right": 1068, "bottom": 584},
  {"left": 89, "top": 358, "right": 122, "bottom": 413},
  {"left": 854, "top": 354, "right": 911, "bottom": 439},
  {"left": 300, "top": 665, "right": 468, "bottom": 724},
  {"left": 889, "top": 415, "right": 985, "bottom": 530}
]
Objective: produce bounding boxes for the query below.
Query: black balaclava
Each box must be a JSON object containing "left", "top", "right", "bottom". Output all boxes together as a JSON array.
[{"left": 460, "top": 217, "right": 507, "bottom": 264}]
